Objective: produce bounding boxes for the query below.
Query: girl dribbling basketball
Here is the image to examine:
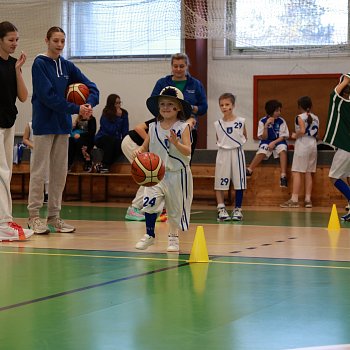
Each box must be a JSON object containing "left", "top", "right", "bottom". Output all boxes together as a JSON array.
[{"left": 134, "top": 86, "right": 193, "bottom": 252}]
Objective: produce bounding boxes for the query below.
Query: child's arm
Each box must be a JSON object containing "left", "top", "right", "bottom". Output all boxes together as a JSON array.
[
  {"left": 134, "top": 118, "right": 156, "bottom": 140},
  {"left": 292, "top": 116, "right": 306, "bottom": 139},
  {"left": 132, "top": 134, "right": 150, "bottom": 159},
  {"left": 22, "top": 124, "right": 34, "bottom": 149},
  {"left": 186, "top": 117, "right": 197, "bottom": 131},
  {"left": 167, "top": 125, "right": 191, "bottom": 157},
  {"left": 268, "top": 118, "right": 289, "bottom": 148},
  {"left": 268, "top": 137, "right": 285, "bottom": 150},
  {"left": 243, "top": 125, "right": 247, "bottom": 140},
  {"left": 134, "top": 122, "right": 149, "bottom": 140},
  {"left": 259, "top": 117, "right": 274, "bottom": 140}
]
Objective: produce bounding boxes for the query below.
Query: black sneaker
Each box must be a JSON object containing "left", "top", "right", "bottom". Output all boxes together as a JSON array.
[
  {"left": 94, "top": 163, "right": 109, "bottom": 173},
  {"left": 83, "top": 160, "right": 92, "bottom": 172},
  {"left": 99, "top": 167, "right": 109, "bottom": 174},
  {"left": 280, "top": 177, "right": 288, "bottom": 188},
  {"left": 94, "top": 163, "right": 102, "bottom": 173}
]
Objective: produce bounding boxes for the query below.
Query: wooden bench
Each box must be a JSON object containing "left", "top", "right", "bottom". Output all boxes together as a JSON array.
[
  {"left": 63, "top": 163, "right": 225, "bottom": 203},
  {"left": 10, "top": 150, "right": 346, "bottom": 207},
  {"left": 11, "top": 163, "right": 30, "bottom": 199}
]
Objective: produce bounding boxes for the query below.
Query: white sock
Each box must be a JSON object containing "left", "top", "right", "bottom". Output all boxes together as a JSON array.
[{"left": 291, "top": 194, "right": 298, "bottom": 202}]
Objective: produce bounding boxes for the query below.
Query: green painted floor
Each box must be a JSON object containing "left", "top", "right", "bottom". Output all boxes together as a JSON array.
[
  {"left": 0, "top": 248, "right": 350, "bottom": 350},
  {"left": 0, "top": 204, "right": 349, "bottom": 349},
  {"left": 12, "top": 202, "right": 350, "bottom": 228}
]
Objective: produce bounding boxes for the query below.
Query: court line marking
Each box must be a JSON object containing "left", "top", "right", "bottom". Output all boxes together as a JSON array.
[
  {"left": 1, "top": 250, "right": 350, "bottom": 270},
  {"left": 0, "top": 262, "right": 190, "bottom": 312},
  {"left": 1, "top": 251, "right": 350, "bottom": 312}
]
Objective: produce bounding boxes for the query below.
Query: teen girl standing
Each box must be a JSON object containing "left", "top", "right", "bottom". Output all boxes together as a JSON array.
[
  {"left": 0, "top": 21, "right": 33, "bottom": 241},
  {"left": 27, "top": 26, "right": 99, "bottom": 234}
]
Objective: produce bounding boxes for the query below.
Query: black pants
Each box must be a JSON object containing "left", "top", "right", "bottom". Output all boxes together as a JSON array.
[
  {"left": 68, "top": 133, "right": 93, "bottom": 167},
  {"left": 94, "top": 135, "right": 122, "bottom": 167}
]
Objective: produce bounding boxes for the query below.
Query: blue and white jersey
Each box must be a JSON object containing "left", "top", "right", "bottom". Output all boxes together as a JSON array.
[
  {"left": 294, "top": 112, "right": 319, "bottom": 150},
  {"left": 148, "top": 120, "right": 191, "bottom": 172},
  {"left": 257, "top": 115, "right": 289, "bottom": 147},
  {"left": 214, "top": 117, "right": 246, "bottom": 149}
]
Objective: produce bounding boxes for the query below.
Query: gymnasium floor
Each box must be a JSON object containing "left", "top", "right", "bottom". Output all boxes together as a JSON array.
[{"left": 1, "top": 201, "right": 350, "bottom": 350}]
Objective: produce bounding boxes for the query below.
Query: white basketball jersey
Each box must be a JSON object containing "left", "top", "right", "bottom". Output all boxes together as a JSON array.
[
  {"left": 295, "top": 112, "right": 319, "bottom": 150},
  {"left": 148, "top": 120, "right": 191, "bottom": 171},
  {"left": 214, "top": 117, "right": 246, "bottom": 149}
]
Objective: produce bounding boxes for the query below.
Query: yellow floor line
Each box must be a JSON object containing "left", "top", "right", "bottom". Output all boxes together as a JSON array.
[{"left": 1, "top": 250, "right": 350, "bottom": 270}]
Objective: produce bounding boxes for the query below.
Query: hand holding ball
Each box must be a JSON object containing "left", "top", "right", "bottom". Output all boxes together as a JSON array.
[
  {"left": 66, "top": 83, "right": 90, "bottom": 105},
  {"left": 131, "top": 152, "right": 165, "bottom": 187}
]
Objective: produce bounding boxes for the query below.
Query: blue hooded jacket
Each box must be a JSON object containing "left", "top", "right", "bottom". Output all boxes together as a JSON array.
[
  {"left": 151, "top": 74, "right": 207, "bottom": 127},
  {"left": 31, "top": 54, "right": 99, "bottom": 135}
]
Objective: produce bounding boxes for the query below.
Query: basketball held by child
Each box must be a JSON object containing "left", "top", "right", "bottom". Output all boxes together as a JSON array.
[
  {"left": 66, "top": 83, "right": 90, "bottom": 105},
  {"left": 131, "top": 152, "right": 165, "bottom": 187}
]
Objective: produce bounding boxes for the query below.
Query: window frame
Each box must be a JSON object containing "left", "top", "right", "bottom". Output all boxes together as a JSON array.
[
  {"left": 62, "top": 0, "right": 184, "bottom": 61},
  {"left": 225, "top": 0, "right": 350, "bottom": 58}
]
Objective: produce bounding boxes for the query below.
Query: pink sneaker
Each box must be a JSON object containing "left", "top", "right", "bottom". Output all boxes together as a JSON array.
[{"left": 0, "top": 222, "right": 34, "bottom": 242}]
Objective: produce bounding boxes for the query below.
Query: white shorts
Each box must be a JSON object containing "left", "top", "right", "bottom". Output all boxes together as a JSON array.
[
  {"left": 256, "top": 143, "right": 287, "bottom": 160},
  {"left": 143, "top": 167, "right": 193, "bottom": 231},
  {"left": 329, "top": 148, "right": 350, "bottom": 179},
  {"left": 291, "top": 148, "right": 317, "bottom": 173},
  {"left": 214, "top": 148, "right": 246, "bottom": 190}
]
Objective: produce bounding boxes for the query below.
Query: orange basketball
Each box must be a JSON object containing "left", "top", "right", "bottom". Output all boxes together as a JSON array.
[
  {"left": 66, "top": 83, "right": 90, "bottom": 105},
  {"left": 131, "top": 152, "right": 165, "bottom": 187}
]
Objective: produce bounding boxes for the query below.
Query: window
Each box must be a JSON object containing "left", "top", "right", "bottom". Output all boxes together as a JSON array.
[
  {"left": 226, "top": 0, "right": 349, "bottom": 56},
  {"left": 64, "top": 0, "right": 182, "bottom": 59}
]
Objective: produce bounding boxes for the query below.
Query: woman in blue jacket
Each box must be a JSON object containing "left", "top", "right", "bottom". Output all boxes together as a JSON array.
[
  {"left": 94, "top": 94, "right": 129, "bottom": 172},
  {"left": 151, "top": 52, "right": 208, "bottom": 158},
  {"left": 27, "top": 26, "right": 99, "bottom": 235}
]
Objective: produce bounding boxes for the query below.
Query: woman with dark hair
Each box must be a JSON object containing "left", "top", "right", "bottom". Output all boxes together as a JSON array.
[
  {"left": 0, "top": 21, "right": 33, "bottom": 241},
  {"left": 94, "top": 94, "right": 129, "bottom": 172}
]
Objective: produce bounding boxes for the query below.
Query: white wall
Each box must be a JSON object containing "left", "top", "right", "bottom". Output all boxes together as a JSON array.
[
  {"left": 16, "top": 52, "right": 349, "bottom": 151},
  {"left": 9, "top": 1, "right": 350, "bottom": 150}
]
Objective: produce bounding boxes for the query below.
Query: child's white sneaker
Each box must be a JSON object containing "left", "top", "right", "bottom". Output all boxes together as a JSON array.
[
  {"left": 217, "top": 207, "right": 230, "bottom": 221},
  {"left": 135, "top": 234, "right": 154, "bottom": 250},
  {"left": 167, "top": 235, "right": 179, "bottom": 252},
  {"left": 231, "top": 208, "right": 243, "bottom": 221}
]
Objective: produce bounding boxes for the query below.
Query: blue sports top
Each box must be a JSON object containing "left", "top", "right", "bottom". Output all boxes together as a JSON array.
[
  {"left": 151, "top": 73, "right": 208, "bottom": 128},
  {"left": 31, "top": 54, "right": 99, "bottom": 135}
]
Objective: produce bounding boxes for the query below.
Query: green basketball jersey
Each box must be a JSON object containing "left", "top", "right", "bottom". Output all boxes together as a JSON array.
[{"left": 323, "top": 90, "right": 350, "bottom": 152}]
